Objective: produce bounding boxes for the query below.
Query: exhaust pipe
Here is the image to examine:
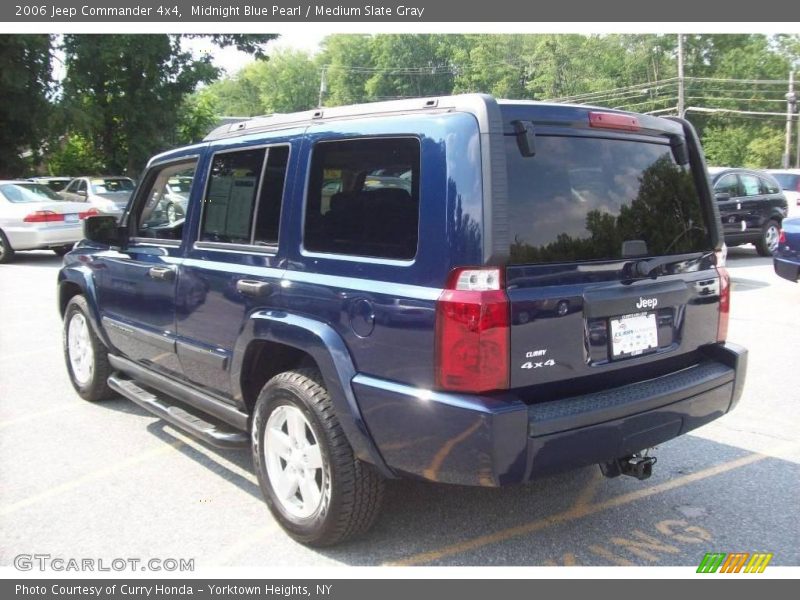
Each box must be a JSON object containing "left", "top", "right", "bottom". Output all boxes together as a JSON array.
[{"left": 599, "top": 452, "right": 657, "bottom": 481}]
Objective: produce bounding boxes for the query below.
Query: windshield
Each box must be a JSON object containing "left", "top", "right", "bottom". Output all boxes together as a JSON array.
[
  {"left": 90, "top": 178, "right": 135, "bottom": 194},
  {"left": 772, "top": 173, "right": 799, "bottom": 191},
  {"left": 504, "top": 135, "right": 712, "bottom": 264},
  {"left": 0, "top": 183, "right": 61, "bottom": 203}
]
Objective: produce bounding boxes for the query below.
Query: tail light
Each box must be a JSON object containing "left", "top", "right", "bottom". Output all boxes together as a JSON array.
[
  {"left": 23, "top": 210, "right": 64, "bottom": 223},
  {"left": 716, "top": 266, "right": 730, "bottom": 342},
  {"left": 79, "top": 208, "right": 100, "bottom": 219},
  {"left": 435, "top": 267, "right": 510, "bottom": 393},
  {"left": 779, "top": 229, "right": 786, "bottom": 245}
]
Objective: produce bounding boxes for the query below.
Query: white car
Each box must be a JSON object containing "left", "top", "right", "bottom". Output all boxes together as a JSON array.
[
  {"left": 767, "top": 169, "right": 800, "bottom": 217},
  {"left": 0, "top": 181, "right": 97, "bottom": 263},
  {"left": 60, "top": 176, "right": 136, "bottom": 218}
]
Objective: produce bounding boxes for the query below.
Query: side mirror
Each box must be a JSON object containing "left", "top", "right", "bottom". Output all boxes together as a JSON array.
[
  {"left": 715, "top": 192, "right": 731, "bottom": 202},
  {"left": 84, "top": 215, "right": 125, "bottom": 247}
]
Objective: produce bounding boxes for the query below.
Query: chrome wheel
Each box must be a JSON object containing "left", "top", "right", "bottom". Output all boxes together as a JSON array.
[
  {"left": 67, "top": 312, "right": 94, "bottom": 385},
  {"left": 765, "top": 224, "right": 780, "bottom": 253},
  {"left": 264, "top": 405, "right": 328, "bottom": 520}
]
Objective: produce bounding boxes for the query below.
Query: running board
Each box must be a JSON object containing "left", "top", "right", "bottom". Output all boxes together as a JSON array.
[{"left": 108, "top": 375, "right": 250, "bottom": 449}]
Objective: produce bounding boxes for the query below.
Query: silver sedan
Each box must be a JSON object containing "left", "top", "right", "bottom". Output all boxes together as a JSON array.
[{"left": 0, "top": 181, "right": 96, "bottom": 263}]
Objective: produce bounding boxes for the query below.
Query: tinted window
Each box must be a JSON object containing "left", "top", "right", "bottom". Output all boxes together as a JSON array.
[
  {"left": 253, "top": 145, "right": 289, "bottom": 246},
  {"left": 135, "top": 160, "right": 197, "bottom": 240},
  {"left": 740, "top": 174, "right": 760, "bottom": 197},
  {"left": 200, "top": 149, "right": 264, "bottom": 244},
  {"left": 772, "top": 173, "right": 799, "bottom": 191},
  {"left": 505, "top": 136, "right": 712, "bottom": 264},
  {"left": 759, "top": 176, "right": 780, "bottom": 195},
  {"left": 714, "top": 174, "right": 739, "bottom": 197},
  {"left": 304, "top": 138, "right": 420, "bottom": 260},
  {"left": 199, "top": 145, "right": 289, "bottom": 247}
]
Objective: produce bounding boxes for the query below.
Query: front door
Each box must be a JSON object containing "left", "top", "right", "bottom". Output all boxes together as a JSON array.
[{"left": 95, "top": 157, "right": 200, "bottom": 378}]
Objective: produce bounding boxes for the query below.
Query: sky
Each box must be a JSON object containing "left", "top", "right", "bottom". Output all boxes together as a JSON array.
[{"left": 181, "top": 33, "right": 328, "bottom": 76}]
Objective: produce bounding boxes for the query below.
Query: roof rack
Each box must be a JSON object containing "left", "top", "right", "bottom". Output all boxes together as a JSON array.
[{"left": 203, "top": 95, "right": 482, "bottom": 141}]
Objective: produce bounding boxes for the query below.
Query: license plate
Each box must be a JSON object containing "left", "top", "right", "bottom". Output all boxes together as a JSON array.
[
  {"left": 610, "top": 312, "right": 658, "bottom": 358},
  {"left": 64, "top": 214, "right": 79, "bottom": 223}
]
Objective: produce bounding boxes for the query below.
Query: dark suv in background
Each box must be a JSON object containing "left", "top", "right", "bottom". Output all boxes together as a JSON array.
[
  {"left": 58, "top": 95, "right": 747, "bottom": 546},
  {"left": 708, "top": 167, "right": 788, "bottom": 256}
]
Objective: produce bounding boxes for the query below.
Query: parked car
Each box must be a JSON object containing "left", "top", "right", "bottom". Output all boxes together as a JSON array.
[
  {"left": 58, "top": 95, "right": 746, "bottom": 546},
  {"left": 27, "top": 176, "right": 73, "bottom": 193},
  {"left": 60, "top": 176, "right": 136, "bottom": 217},
  {"left": 773, "top": 217, "right": 800, "bottom": 282},
  {"left": 708, "top": 167, "right": 788, "bottom": 256},
  {"left": 767, "top": 169, "right": 800, "bottom": 217},
  {"left": 0, "top": 180, "right": 97, "bottom": 263}
]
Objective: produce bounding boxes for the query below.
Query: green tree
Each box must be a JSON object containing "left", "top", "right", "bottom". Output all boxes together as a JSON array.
[
  {"left": 59, "top": 34, "right": 276, "bottom": 176},
  {"left": 0, "top": 35, "right": 52, "bottom": 177}
]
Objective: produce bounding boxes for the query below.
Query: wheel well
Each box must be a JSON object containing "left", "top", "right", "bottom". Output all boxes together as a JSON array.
[
  {"left": 240, "top": 341, "right": 318, "bottom": 414},
  {"left": 59, "top": 282, "right": 83, "bottom": 317}
]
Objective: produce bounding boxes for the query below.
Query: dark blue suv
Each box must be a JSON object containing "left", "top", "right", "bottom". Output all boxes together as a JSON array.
[{"left": 58, "top": 95, "right": 747, "bottom": 546}]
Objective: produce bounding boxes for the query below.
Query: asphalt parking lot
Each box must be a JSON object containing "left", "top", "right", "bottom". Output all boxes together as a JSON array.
[{"left": 0, "top": 246, "right": 798, "bottom": 569}]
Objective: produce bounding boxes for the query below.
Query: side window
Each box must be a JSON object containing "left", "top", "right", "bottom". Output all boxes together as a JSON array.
[
  {"left": 760, "top": 176, "right": 780, "bottom": 195},
  {"left": 740, "top": 174, "right": 761, "bottom": 197},
  {"left": 65, "top": 180, "right": 77, "bottom": 194},
  {"left": 76, "top": 180, "right": 87, "bottom": 194},
  {"left": 199, "top": 145, "right": 289, "bottom": 246},
  {"left": 714, "top": 174, "right": 739, "bottom": 198},
  {"left": 303, "top": 137, "right": 420, "bottom": 260},
  {"left": 134, "top": 160, "right": 197, "bottom": 241}
]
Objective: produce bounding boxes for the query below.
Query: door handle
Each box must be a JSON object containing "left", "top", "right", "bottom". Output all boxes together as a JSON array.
[
  {"left": 148, "top": 266, "right": 175, "bottom": 281},
  {"left": 236, "top": 279, "right": 273, "bottom": 298}
]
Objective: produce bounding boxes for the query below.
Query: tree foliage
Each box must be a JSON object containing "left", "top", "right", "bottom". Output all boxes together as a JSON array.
[{"left": 0, "top": 35, "right": 52, "bottom": 177}]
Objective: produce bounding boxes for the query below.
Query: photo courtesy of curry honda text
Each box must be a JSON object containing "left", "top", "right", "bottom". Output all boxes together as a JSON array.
[{"left": 57, "top": 94, "right": 747, "bottom": 546}]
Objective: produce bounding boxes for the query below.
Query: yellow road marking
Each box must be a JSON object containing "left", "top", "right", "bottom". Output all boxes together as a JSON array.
[
  {"left": 588, "top": 545, "right": 636, "bottom": 566},
  {"left": 422, "top": 419, "right": 482, "bottom": 482},
  {"left": 387, "top": 449, "right": 773, "bottom": 566},
  {"left": 0, "top": 439, "right": 184, "bottom": 516},
  {"left": 0, "top": 404, "right": 78, "bottom": 430}
]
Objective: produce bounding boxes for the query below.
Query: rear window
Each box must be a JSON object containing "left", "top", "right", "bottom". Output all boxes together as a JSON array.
[
  {"left": 504, "top": 135, "right": 712, "bottom": 264},
  {"left": 91, "top": 178, "right": 135, "bottom": 194},
  {"left": 0, "top": 183, "right": 59, "bottom": 203},
  {"left": 772, "top": 173, "right": 799, "bottom": 191}
]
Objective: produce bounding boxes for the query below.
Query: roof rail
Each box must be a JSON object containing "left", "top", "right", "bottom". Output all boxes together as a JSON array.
[{"left": 203, "top": 94, "right": 490, "bottom": 141}]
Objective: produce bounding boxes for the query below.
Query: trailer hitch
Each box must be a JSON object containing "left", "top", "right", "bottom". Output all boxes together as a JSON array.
[{"left": 599, "top": 451, "right": 657, "bottom": 481}]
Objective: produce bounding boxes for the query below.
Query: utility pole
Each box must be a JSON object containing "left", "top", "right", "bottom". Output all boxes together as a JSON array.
[
  {"left": 784, "top": 71, "right": 795, "bottom": 169},
  {"left": 677, "top": 34, "right": 685, "bottom": 118},
  {"left": 318, "top": 66, "right": 327, "bottom": 108}
]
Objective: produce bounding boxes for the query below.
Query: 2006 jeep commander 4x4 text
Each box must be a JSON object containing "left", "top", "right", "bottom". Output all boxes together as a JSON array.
[{"left": 58, "top": 94, "right": 747, "bottom": 546}]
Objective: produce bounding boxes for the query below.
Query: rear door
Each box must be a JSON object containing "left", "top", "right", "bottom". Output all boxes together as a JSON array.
[
  {"left": 175, "top": 138, "right": 296, "bottom": 399},
  {"left": 499, "top": 113, "right": 721, "bottom": 396},
  {"left": 737, "top": 172, "right": 768, "bottom": 235},
  {"left": 713, "top": 173, "right": 747, "bottom": 237}
]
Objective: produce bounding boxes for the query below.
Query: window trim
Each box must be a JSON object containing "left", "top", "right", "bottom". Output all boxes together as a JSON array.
[
  {"left": 195, "top": 142, "right": 291, "bottom": 252},
  {"left": 127, "top": 155, "right": 200, "bottom": 246},
  {"left": 299, "top": 134, "right": 422, "bottom": 264}
]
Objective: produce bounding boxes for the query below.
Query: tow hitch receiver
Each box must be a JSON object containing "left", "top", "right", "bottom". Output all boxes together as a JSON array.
[{"left": 600, "top": 452, "right": 658, "bottom": 481}]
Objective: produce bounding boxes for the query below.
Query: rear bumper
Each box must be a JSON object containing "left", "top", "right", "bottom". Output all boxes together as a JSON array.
[
  {"left": 774, "top": 256, "right": 800, "bottom": 282},
  {"left": 354, "top": 343, "right": 747, "bottom": 486},
  {"left": 4, "top": 223, "right": 83, "bottom": 250}
]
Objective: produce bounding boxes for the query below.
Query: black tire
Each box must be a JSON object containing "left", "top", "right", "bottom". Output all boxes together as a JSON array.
[
  {"left": 0, "top": 229, "right": 15, "bottom": 264},
  {"left": 53, "top": 245, "right": 73, "bottom": 257},
  {"left": 252, "top": 368, "right": 385, "bottom": 546},
  {"left": 63, "top": 295, "right": 115, "bottom": 402},
  {"left": 756, "top": 220, "right": 781, "bottom": 257}
]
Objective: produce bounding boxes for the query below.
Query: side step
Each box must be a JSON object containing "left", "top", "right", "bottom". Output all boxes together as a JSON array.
[{"left": 108, "top": 374, "right": 250, "bottom": 449}]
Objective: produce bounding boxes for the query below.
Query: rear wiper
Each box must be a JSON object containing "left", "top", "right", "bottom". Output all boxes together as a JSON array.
[{"left": 633, "top": 252, "right": 704, "bottom": 277}]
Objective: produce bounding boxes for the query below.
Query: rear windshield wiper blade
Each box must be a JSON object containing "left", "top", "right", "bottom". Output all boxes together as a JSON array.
[{"left": 634, "top": 252, "right": 704, "bottom": 277}]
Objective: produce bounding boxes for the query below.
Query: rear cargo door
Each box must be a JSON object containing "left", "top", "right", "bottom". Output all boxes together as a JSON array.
[{"left": 500, "top": 121, "right": 722, "bottom": 394}]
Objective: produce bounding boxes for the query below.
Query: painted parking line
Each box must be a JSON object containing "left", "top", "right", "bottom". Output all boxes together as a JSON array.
[
  {"left": 0, "top": 403, "right": 79, "bottom": 430},
  {"left": 0, "top": 439, "right": 185, "bottom": 516},
  {"left": 387, "top": 447, "right": 783, "bottom": 566}
]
